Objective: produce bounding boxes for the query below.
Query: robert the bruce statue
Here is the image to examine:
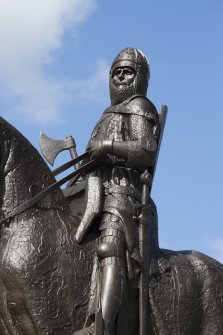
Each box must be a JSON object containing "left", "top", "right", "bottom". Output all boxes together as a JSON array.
[
  {"left": 1, "top": 46, "right": 223, "bottom": 335},
  {"left": 73, "top": 48, "right": 160, "bottom": 335}
]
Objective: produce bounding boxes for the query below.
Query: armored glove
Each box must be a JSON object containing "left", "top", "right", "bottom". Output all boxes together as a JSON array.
[{"left": 88, "top": 140, "right": 114, "bottom": 159}]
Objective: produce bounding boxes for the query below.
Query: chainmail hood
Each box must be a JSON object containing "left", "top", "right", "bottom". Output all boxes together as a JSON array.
[{"left": 109, "top": 47, "right": 150, "bottom": 105}]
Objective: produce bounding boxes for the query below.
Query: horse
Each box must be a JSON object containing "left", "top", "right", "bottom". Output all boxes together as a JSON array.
[
  {"left": 0, "top": 116, "right": 223, "bottom": 335},
  {"left": 0, "top": 117, "right": 97, "bottom": 335}
]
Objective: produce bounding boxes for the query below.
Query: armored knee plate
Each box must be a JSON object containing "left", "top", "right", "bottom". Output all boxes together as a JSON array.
[{"left": 97, "top": 242, "right": 119, "bottom": 260}]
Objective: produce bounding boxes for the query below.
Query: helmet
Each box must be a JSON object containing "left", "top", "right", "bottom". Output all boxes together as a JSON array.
[{"left": 109, "top": 47, "right": 150, "bottom": 105}]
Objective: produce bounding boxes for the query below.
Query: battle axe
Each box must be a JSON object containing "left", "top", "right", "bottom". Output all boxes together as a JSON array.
[{"left": 40, "top": 133, "right": 80, "bottom": 170}]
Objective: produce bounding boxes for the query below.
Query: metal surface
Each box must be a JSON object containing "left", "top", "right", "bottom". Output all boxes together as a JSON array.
[
  {"left": 75, "top": 176, "right": 104, "bottom": 243},
  {"left": 0, "top": 116, "right": 96, "bottom": 335},
  {"left": 73, "top": 47, "right": 160, "bottom": 335},
  {"left": 139, "top": 171, "right": 152, "bottom": 335},
  {"left": 40, "top": 132, "right": 80, "bottom": 169},
  {"left": 0, "top": 47, "right": 222, "bottom": 335},
  {"left": 53, "top": 151, "right": 89, "bottom": 176},
  {"left": 10, "top": 158, "right": 97, "bottom": 219}
]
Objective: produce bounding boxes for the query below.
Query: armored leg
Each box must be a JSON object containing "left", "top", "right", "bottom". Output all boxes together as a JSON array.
[
  {"left": 73, "top": 216, "right": 126, "bottom": 335},
  {"left": 97, "top": 225, "right": 126, "bottom": 335}
]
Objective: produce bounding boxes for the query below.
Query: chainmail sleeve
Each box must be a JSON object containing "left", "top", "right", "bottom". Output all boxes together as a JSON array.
[{"left": 125, "top": 97, "right": 159, "bottom": 169}]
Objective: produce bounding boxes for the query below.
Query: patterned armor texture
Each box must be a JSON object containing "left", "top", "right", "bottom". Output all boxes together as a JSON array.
[{"left": 87, "top": 96, "right": 159, "bottom": 275}]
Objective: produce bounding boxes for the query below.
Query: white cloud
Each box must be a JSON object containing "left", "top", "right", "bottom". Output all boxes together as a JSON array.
[
  {"left": 0, "top": 0, "right": 97, "bottom": 122},
  {"left": 204, "top": 235, "right": 223, "bottom": 264}
]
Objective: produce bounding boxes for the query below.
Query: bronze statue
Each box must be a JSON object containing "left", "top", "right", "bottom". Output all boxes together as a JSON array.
[
  {"left": 0, "top": 47, "right": 223, "bottom": 335},
  {"left": 71, "top": 47, "right": 160, "bottom": 335}
]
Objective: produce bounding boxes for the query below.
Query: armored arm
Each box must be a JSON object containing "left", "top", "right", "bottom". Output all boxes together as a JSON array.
[{"left": 119, "top": 110, "right": 158, "bottom": 168}]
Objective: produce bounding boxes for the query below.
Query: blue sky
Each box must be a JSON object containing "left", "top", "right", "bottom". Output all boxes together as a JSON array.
[{"left": 0, "top": 0, "right": 223, "bottom": 262}]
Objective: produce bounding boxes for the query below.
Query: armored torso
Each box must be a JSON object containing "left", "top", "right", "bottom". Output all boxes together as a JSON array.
[
  {"left": 88, "top": 96, "right": 159, "bottom": 231},
  {"left": 88, "top": 95, "right": 159, "bottom": 176}
]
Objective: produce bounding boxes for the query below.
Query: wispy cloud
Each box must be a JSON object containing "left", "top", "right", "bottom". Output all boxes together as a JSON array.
[
  {"left": 66, "top": 59, "right": 110, "bottom": 103},
  {"left": 0, "top": 0, "right": 97, "bottom": 122},
  {"left": 204, "top": 235, "right": 223, "bottom": 263}
]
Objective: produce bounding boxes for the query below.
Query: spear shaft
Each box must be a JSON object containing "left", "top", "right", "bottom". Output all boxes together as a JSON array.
[
  {"left": 139, "top": 170, "right": 151, "bottom": 335},
  {"left": 139, "top": 105, "right": 168, "bottom": 335}
]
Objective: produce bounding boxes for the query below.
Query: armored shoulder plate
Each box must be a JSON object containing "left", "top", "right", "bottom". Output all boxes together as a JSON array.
[
  {"left": 104, "top": 95, "right": 158, "bottom": 123},
  {"left": 126, "top": 95, "right": 158, "bottom": 123}
]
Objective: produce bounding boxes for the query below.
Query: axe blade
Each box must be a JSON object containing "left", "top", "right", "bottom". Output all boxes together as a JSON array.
[{"left": 40, "top": 132, "right": 75, "bottom": 166}]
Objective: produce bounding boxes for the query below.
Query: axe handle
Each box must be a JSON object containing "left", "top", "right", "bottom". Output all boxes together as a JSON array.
[
  {"left": 69, "top": 146, "right": 80, "bottom": 170},
  {"left": 66, "top": 135, "right": 80, "bottom": 170}
]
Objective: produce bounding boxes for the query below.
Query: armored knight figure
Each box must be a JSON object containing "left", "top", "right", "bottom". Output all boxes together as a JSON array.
[
  {"left": 73, "top": 48, "right": 160, "bottom": 335},
  {"left": 2, "top": 45, "right": 223, "bottom": 335}
]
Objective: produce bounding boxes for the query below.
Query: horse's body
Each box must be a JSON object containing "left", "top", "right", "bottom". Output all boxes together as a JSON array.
[
  {"left": 0, "top": 116, "right": 223, "bottom": 335},
  {"left": 148, "top": 248, "right": 223, "bottom": 334},
  {"left": 0, "top": 117, "right": 97, "bottom": 335}
]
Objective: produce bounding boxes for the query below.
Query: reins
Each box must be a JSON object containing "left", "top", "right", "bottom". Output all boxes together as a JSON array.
[{"left": 9, "top": 152, "right": 93, "bottom": 219}]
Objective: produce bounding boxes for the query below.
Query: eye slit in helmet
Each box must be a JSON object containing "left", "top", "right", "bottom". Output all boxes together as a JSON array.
[
  {"left": 112, "top": 66, "right": 135, "bottom": 78},
  {"left": 125, "top": 68, "right": 135, "bottom": 75},
  {"left": 113, "top": 68, "right": 122, "bottom": 77}
]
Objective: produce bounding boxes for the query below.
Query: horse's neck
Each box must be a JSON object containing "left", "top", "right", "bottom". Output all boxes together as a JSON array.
[{"left": 0, "top": 118, "right": 64, "bottom": 218}]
